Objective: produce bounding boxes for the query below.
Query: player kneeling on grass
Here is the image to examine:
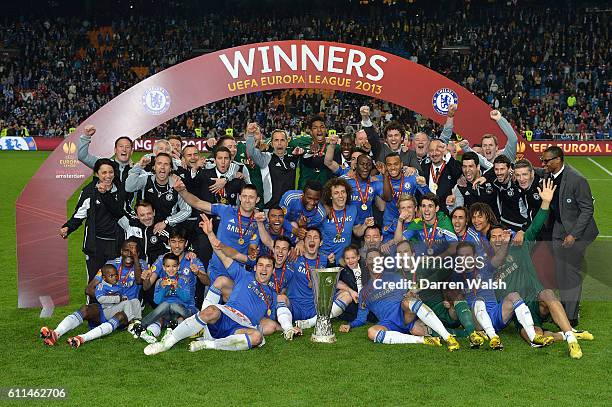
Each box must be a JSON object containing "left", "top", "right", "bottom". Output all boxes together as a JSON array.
[
  {"left": 456, "top": 242, "right": 553, "bottom": 350},
  {"left": 339, "top": 249, "right": 460, "bottom": 351},
  {"left": 40, "top": 264, "right": 141, "bottom": 348},
  {"left": 144, "top": 215, "right": 277, "bottom": 355},
  {"left": 136, "top": 253, "right": 199, "bottom": 344}
]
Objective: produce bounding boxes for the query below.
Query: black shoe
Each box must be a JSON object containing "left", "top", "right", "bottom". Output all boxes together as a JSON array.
[{"left": 166, "top": 319, "right": 179, "bottom": 330}]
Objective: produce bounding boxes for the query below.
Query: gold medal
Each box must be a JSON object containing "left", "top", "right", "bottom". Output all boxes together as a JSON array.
[
  {"left": 361, "top": 203, "right": 368, "bottom": 211},
  {"left": 427, "top": 248, "right": 434, "bottom": 255},
  {"left": 430, "top": 183, "right": 438, "bottom": 193},
  {"left": 220, "top": 197, "right": 228, "bottom": 204},
  {"left": 238, "top": 237, "right": 245, "bottom": 245},
  {"left": 267, "top": 308, "right": 271, "bottom": 317},
  {"left": 335, "top": 233, "right": 341, "bottom": 240}
]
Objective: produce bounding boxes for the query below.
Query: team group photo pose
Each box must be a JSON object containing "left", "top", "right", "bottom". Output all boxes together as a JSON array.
[{"left": 3, "top": 0, "right": 609, "bottom": 405}]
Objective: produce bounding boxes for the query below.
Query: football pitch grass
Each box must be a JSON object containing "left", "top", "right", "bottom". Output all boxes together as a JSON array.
[{"left": 1, "top": 151, "right": 611, "bottom": 406}]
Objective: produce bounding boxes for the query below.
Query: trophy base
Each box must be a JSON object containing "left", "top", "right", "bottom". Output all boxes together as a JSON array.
[
  {"left": 311, "top": 316, "right": 336, "bottom": 343},
  {"left": 311, "top": 333, "right": 337, "bottom": 343}
]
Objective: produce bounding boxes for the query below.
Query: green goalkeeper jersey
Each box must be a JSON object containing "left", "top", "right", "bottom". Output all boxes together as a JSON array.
[
  {"left": 289, "top": 134, "right": 334, "bottom": 190},
  {"left": 494, "top": 208, "right": 548, "bottom": 302}
]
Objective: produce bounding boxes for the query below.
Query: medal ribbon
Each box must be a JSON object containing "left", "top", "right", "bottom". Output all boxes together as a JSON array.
[
  {"left": 354, "top": 175, "right": 370, "bottom": 206},
  {"left": 255, "top": 280, "right": 271, "bottom": 316},
  {"left": 331, "top": 208, "right": 347, "bottom": 238},
  {"left": 423, "top": 218, "right": 439, "bottom": 253},
  {"left": 118, "top": 264, "right": 129, "bottom": 286},
  {"left": 237, "top": 208, "right": 254, "bottom": 243},
  {"left": 304, "top": 256, "right": 320, "bottom": 284},
  {"left": 273, "top": 264, "right": 286, "bottom": 294},
  {"left": 316, "top": 142, "right": 327, "bottom": 157},
  {"left": 216, "top": 186, "right": 226, "bottom": 202},
  {"left": 393, "top": 175, "right": 405, "bottom": 203},
  {"left": 430, "top": 162, "right": 446, "bottom": 185}
]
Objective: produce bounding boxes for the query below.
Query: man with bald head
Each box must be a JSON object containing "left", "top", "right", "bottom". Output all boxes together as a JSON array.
[
  {"left": 421, "top": 138, "right": 462, "bottom": 209},
  {"left": 413, "top": 132, "right": 430, "bottom": 166}
]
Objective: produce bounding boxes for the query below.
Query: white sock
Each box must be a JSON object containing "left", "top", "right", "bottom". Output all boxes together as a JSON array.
[
  {"left": 409, "top": 299, "right": 451, "bottom": 340},
  {"left": 298, "top": 316, "right": 317, "bottom": 328},
  {"left": 55, "top": 311, "right": 83, "bottom": 337},
  {"left": 514, "top": 301, "right": 536, "bottom": 342},
  {"left": 276, "top": 302, "right": 293, "bottom": 332},
  {"left": 330, "top": 299, "right": 347, "bottom": 318},
  {"left": 201, "top": 286, "right": 221, "bottom": 310},
  {"left": 212, "top": 334, "right": 251, "bottom": 351},
  {"left": 147, "top": 322, "right": 162, "bottom": 337},
  {"left": 80, "top": 317, "right": 120, "bottom": 342},
  {"left": 564, "top": 331, "right": 577, "bottom": 343},
  {"left": 375, "top": 330, "right": 424, "bottom": 344},
  {"left": 474, "top": 300, "right": 497, "bottom": 339},
  {"left": 164, "top": 313, "right": 206, "bottom": 348}
]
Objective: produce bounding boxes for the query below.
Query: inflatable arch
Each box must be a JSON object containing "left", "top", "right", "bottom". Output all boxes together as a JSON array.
[{"left": 16, "top": 40, "right": 536, "bottom": 307}]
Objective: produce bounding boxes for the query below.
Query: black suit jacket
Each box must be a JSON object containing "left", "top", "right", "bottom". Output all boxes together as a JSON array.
[
  {"left": 422, "top": 158, "right": 462, "bottom": 204},
  {"left": 339, "top": 265, "right": 369, "bottom": 322},
  {"left": 551, "top": 165, "right": 599, "bottom": 242}
]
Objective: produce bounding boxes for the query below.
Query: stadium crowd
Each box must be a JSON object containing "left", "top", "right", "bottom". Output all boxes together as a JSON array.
[
  {"left": 0, "top": 1, "right": 610, "bottom": 139},
  {"left": 39, "top": 101, "right": 597, "bottom": 359}
]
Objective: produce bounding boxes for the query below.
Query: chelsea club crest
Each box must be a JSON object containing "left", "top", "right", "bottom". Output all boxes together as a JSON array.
[
  {"left": 432, "top": 88, "right": 459, "bottom": 115},
  {"left": 142, "top": 86, "right": 171, "bottom": 115}
]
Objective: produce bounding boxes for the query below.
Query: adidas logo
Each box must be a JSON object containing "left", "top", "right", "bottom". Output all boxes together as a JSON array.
[
  {"left": 148, "top": 188, "right": 154, "bottom": 193},
  {"left": 275, "top": 162, "right": 282, "bottom": 167},
  {"left": 229, "top": 219, "right": 235, "bottom": 223}
]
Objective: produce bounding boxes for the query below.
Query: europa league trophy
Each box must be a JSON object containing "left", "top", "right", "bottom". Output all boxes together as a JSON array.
[{"left": 310, "top": 267, "right": 342, "bottom": 343}]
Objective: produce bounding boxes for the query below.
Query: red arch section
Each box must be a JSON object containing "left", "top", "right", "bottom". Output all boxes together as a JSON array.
[{"left": 16, "top": 40, "right": 536, "bottom": 307}]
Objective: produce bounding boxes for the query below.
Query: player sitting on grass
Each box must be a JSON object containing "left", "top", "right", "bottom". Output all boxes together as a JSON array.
[
  {"left": 144, "top": 215, "right": 277, "bottom": 355},
  {"left": 339, "top": 249, "right": 459, "bottom": 351},
  {"left": 489, "top": 178, "right": 593, "bottom": 359},
  {"left": 40, "top": 264, "right": 141, "bottom": 348},
  {"left": 456, "top": 241, "right": 553, "bottom": 350},
  {"left": 136, "top": 253, "right": 199, "bottom": 344},
  {"left": 395, "top": 240, "right": 485, "bottom": 349},
  {"left": 198, "top": 215, "right": 303, "bottom": 341}
]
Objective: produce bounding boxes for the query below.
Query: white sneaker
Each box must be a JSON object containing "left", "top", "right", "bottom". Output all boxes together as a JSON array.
[
  {"left": 144, "top": 341, "right": 169, "bottom": 356},
  {"left": 189, "top": 340, "right": 214, "bottom": 352},
  {"left": 161, "top": 328, "right": 173, "bottom": 342},
  {"left": 139, "top": 330, "right": 158, "bottom": 344}
]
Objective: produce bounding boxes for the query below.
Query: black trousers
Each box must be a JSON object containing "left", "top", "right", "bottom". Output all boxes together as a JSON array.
[{"left": 552, "top": 239, "right": 589, "bottom": 322}]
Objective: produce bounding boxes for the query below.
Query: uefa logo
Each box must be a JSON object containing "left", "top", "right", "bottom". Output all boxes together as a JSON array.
[
  {"left": 142, "top": 86, "right": 171, "bottom": 115},
  {"left": 62, "top": 142, "right": 77, "bottom": 154},
  {"left": 432, "top": 88, "right": 458, "bottom": 115}
]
